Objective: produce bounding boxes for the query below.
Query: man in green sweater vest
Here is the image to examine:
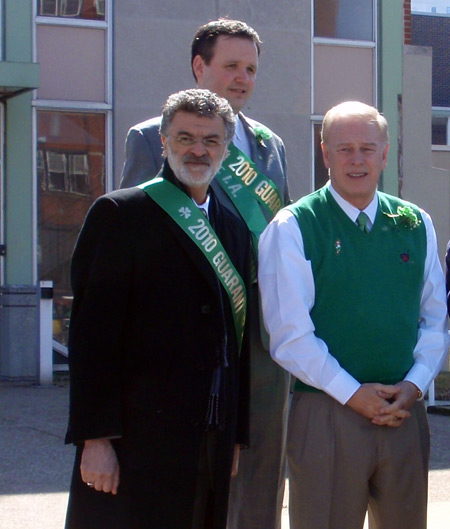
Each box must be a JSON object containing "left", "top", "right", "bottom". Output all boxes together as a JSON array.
[{"left": 258, "top": 101, "right": 449, "bottom": 529}]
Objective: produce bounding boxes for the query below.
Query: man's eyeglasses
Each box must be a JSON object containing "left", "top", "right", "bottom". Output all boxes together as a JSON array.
[{"left": 170, "top": 134, "right": 226, "bottom": 149}]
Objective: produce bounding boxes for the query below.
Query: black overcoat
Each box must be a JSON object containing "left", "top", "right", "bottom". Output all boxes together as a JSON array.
[{"left": 65, "top": 163, "right": 251, "bottom": 529}]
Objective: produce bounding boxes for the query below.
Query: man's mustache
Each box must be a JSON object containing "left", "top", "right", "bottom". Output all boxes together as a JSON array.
[{"left": 183, "top": 154, "right": 211, "bottom": 164}]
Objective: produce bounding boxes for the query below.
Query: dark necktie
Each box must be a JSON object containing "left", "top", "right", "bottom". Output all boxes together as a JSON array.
[{"left": 356, "top": 211, "right": 370, "bottom": 233}]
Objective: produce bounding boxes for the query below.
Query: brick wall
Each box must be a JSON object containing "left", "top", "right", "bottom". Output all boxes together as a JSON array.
[
  {"left": 412, "top": 13, "right": 450, "bottom": 107},
  {"left": 404, "top": 0, "right": 412, "bottom": 44}
]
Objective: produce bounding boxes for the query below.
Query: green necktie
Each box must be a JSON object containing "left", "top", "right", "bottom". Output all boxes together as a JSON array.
[{"left": 356, "top": 211, "right": 370, "bottom": 233}]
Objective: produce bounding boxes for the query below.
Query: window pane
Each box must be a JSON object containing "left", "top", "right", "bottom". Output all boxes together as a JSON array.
[
  {"left": 315, "top": 0, "right": 374, "bottom": 41},
  {"left": 314, "top": 45, "right": 374, "bottom": 115},
  {"left": 46, "top": 152, "right": 67, "bottom": 191},
  {"left": 37, "top": 110, "right": 106, "bottom": 346},
  {"left": 37, "top": 0, "right": 105, "bottom": 20},
  {"left": 432, "top": 118, "right": 448, "bottom": 145}
]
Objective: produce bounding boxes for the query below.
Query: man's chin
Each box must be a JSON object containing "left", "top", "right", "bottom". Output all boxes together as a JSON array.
[
  {"left": 229, "top": 101, "right": 245, "bottom": 114},
  {"left": 228, "top": 95, "right": 249, "bottom": 113},
  {"left": 178, "top": 172, "right": 214, "bottom": 188}
]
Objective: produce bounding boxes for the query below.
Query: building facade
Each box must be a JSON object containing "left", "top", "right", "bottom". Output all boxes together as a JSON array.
[{"left": 0, "top": 0, "right": 447, "bottom": 380}]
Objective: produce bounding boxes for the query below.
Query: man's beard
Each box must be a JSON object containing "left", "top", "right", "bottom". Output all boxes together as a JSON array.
[{"left": 167, "top": 146, "right": 223, "bottom": 189}]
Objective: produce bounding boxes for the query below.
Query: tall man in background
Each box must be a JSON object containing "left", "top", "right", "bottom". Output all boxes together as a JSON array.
[
  {"left": 259, "top": 101, "right": 449, "bottom": 529},
  {"left": 120, "top": 18, "right": 290, "bottom": 529}
]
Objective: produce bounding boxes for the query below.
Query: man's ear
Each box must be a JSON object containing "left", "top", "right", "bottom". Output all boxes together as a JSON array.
[
  {"left": 161, "top": 135, "right": 168, "bottom": 157},
  {"left": 381, "top": 143, "right": 390, "bottom": 169},
  {"left": 321, "top": 142, "right": 331, "bottom": 170},
  {"left": 192, "top": 55, "right": 205, "bottom": 84}
]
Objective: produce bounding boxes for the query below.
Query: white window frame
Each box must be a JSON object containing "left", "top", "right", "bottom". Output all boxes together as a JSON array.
[
  {"left": 32, "top": 0, "right": 112, "bottom": 284},
  {"left": 95, "top": 0, "right": 105, "bottom": 16},
  {"left": 60, "top": 0, "right": 82, "bottom": 17},
  {"left": 432, "top": 107, "right": 450, "bottom": 148},
  {"left": 38, "top": 0, "right": 105, "bottom": 20},
  {"left": 310, "top": 0, "right": 378, "bottom": 192}
]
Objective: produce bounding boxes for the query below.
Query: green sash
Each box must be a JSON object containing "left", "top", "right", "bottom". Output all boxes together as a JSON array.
[
  {"left": 215, "top": 143, "right": 283, "bottom": 251},
  {"left": 140, "top": 177, "right": 247, "bottom": 351}
]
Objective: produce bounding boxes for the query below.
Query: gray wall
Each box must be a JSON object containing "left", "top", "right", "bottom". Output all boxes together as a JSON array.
[
  {"left": 113, "top": 1, "right": 313, "bottom": 200},
  {"left": 402, "top": 45, "right": 450, "bottom": 265}
]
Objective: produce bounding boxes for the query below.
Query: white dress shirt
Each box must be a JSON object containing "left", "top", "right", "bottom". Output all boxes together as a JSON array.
[
  {"left": 233, "top": 115, "right": 251, "bottom": 158},
  {"left": 258, "top": 183, "right": 449, "bottom": 404},
  {"left": 193, "top": 194, "right": 211, "bottom": 218}
]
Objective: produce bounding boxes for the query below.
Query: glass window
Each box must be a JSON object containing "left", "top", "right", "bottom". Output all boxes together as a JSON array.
[
  {"left": 313, "top": 44, "right": 374, "bottom": 115},
  {"left": 314, "top": 0, "right": 374, "bottom": 41},
  {"left": 69, "top": 154, "right": 90, "bottom": 194},
  {"left": 46, "top": 152, "right": 68, "bottom": 191},
  {"left": 37, "top": 110, "right": 105, "bottom": 345},
  {"left": 432, "top": 117, "right": 448, "bottom": 145},
  {"left": 37, "top": 0, "right": 105, "bottom": 20}
]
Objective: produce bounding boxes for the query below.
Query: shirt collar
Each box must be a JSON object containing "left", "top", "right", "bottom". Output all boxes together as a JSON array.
[
  {"left": 233, "top": 114, "right": 245, "bottom": 142},
  {"left": 193, "top": 194, "right": 211, "bottom": 217},
  {"left": 328, "top": 182, "right": 378, "bottom": 225},
  {"left": 233, "top": 116, "right": 251, "bottom": 157}
]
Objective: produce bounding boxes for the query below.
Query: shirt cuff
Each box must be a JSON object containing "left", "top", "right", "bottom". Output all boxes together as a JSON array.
[{"left": 324, "top": 370, "right": 361, "bottom": 405}]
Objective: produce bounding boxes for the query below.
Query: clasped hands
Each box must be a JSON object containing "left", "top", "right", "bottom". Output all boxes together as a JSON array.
[{"left": 346, "top": 380, "right": 419, "bottom": 427}]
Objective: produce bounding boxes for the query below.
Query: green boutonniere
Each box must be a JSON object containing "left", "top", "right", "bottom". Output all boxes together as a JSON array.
[
  {"left": 253, "top": 125, "right": 272, "bottom": 147},
  {"left": 384, "top": 206, "right": 421, "bottom": 230}
]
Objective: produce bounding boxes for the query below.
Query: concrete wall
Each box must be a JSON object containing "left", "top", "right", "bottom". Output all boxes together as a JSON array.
[
  {"left": 378, "top": 0, "right": 404, "bottom": 196},
  {"left": 432, "top": 147, "right": 450, "bottom": 259},
  {"left": 401, "top": 45, "right": 450, "bottom": 264},
  {"left": 432, "top": 148, "right": 450, "bottom": 176},
  {"left": 0, "top": 1, "right": 40, "bottom": 380},
  {"left": 113, "top": 1, "right": 312, "bottom": 201},
  {"left": 4, "top": 0, "right": 35, "bottom": 284}
]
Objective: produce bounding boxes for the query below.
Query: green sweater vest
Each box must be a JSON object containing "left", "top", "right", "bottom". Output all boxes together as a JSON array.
[{"left": 288, "top": 187, "right": 426, "bottom": 391}]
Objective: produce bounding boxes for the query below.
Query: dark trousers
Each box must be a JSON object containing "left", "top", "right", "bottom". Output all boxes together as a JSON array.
[{"left": 191, "top": 430, "right": 219, "bottom": 529}]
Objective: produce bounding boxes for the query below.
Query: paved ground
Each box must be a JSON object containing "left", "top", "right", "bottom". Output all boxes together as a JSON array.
[{"left": 0, "top": 382, "right": 449, "bottom": 529}]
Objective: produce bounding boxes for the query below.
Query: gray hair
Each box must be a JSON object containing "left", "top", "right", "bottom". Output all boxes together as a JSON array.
[
  {"left": 321, "top": 101, "right": 389, "bottom": 145},
  {"left": 160, "top": 89, "right": 235, "bottom": 141}
]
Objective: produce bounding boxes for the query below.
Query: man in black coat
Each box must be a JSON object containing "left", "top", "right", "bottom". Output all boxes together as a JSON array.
[
  {"left": 120, "top": 20, "right": 290, "bottom": 529},
  {"left": 65, "top": 89, "right": 251, "bottom": 529}
]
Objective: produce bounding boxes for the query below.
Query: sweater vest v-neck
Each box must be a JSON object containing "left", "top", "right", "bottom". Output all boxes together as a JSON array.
[{"left": 288, "top": 187, "right": 426, "bottom": 391}]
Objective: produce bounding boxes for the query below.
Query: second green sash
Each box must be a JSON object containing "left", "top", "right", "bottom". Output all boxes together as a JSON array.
[
  {"left": 215, "top": 143, "right": 283, "bottom": 251},
  {"left": 140, "top": 177, "right": 247, "bottom": 351}
]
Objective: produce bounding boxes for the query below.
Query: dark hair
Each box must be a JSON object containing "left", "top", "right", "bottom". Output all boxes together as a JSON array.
[
  {"left": 160, "top": 89, "right": 235, "bottom": 141},
  {"left": 191, "top": 18, "right": 262, "bottom": 80}
]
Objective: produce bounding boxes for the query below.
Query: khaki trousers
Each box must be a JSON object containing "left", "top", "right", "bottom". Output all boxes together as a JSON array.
[{"left": 287, "top": 392, "right": 429, "bottom": 529}]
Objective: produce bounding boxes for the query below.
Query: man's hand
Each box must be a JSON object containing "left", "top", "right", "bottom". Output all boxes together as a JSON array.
[
  {"left": 346, "top": 383, "right": 400, "bottom": 420},
  {"left": 231, "top": 444, "right": 240, "bottom": 478},
  {"left": 372, "top": 381, "right": 419, "bottom": 427},
  {"left": 80, "top": 438, "right": 120, "bottom": 494}
]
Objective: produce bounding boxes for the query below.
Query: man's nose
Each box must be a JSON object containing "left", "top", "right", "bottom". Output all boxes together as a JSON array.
[
  {"left": 351, "top": 151, "right": 365, "bottom": 164},
  {"left": 189, "top": 140, "right": 207, "bottom": 156},
  {"left": 235, "top": 67, "right": 250, "bottom": 83}
]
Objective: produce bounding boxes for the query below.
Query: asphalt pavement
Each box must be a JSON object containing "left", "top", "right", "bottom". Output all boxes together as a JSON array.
[{"left": 0, "top": 382, "right": 449, "bottom": 529}]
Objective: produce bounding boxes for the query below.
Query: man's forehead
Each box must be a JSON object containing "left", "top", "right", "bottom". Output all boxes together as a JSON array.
[
  {"left": 212, "top": 36, "right": 258, "bottom": 60},
  {"left": 328, "top": 117, "right": 384, "bottom": 142},
  {"left": 169, "top": 111, "right": 224, "bottom": 132},
  {"left": 335, "top": 140, "right": 379, "bottom": 147}
]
